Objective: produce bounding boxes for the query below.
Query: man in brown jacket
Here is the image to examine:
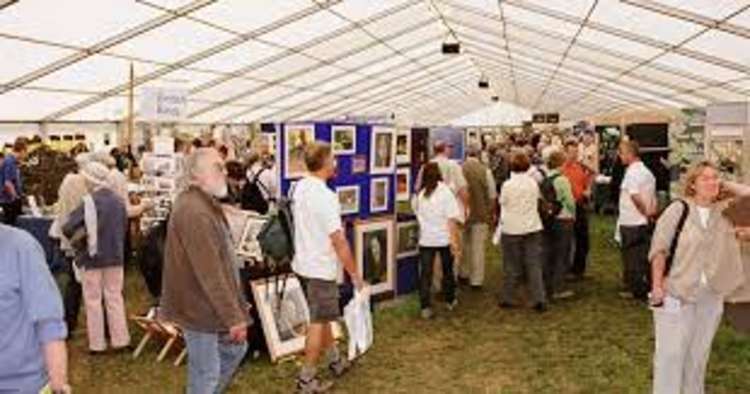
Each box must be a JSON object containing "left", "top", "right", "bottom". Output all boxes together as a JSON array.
[
  {"left": 162, "top": 148, "right": 249, "bottom": 394},
  {"left": 459, "top": 143, "right": 496, "bottom": 289}
]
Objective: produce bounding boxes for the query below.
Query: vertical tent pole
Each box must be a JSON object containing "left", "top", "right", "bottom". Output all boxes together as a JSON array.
[
  {"left": 743, "top": 118, "right": 750, "bottom": 184},
  {"left": 128, "top": 62, "right": 135, "bottom": 149}
]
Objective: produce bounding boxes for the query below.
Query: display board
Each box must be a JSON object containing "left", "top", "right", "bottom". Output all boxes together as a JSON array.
[{"left": 279, "top": 122, "right": 397, "bottom": 219}]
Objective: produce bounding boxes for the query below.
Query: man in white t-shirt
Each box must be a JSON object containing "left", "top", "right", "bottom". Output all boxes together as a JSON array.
[
  {"left": 291, "top": 142, "right": 365, "bottom": 393},
  {"left": 617, "top": 140, "right": 657, "bottom": 300}
]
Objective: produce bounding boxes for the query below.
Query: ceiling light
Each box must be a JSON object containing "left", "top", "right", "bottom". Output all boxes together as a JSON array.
[{"left": 441, "top": 42, "right": 461, "bottom": 54}]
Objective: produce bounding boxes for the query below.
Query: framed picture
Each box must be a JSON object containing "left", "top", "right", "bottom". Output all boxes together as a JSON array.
[
  {"left": 352, "top": 154, "right": 367, "bottom": 174},
  {"left": 284, "top": 124, "right": 315, "bottom": 179},
  {"left": 355, "top": 219, "right": 395, "bottom": 295},
  {"left": 370, "top": 126, "right": 396, "bottom": 175},
  {"left": 251, "top": 276, "right": 343, "bottom": 362},
  {"left": 395, "top": 167, "right": 411, "bottom": 202},
  {"left": 332, "top": 125, "right": 356, "bottom": 155},
  {"left": 396, "top": 220, "right": 419, "bottom": 259},
  {"left": 370, "top": 177, "right": 389, "bottom": 213},
  {"left": 236, "top": 213, "right": 268, "bottom": 261},
  {"left": 396, "top": 129, "right": 411, "bottom": 164},
  {"left": 336, "top": 185, "right": 360, "bottom": 216},
  {"left": 141, "top": 153, "right": 177, "bottom": 177}
]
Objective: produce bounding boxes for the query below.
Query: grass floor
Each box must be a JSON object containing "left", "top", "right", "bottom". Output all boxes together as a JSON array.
[{"left": 66, "top": 215, "right": 750, "bottom": 393}]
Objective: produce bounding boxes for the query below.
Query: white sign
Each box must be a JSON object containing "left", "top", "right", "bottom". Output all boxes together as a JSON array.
[{"left": 140, "top": 87, "right": 188, "bottom": 122}]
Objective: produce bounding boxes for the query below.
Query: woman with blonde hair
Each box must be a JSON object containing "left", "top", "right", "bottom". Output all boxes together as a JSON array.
[{"left": 649, "top": 161, "right": 750, "bottom": 394}]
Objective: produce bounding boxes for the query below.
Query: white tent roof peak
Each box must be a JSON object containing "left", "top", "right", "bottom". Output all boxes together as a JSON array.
[{"left": 451, "top": 101, "right": 531, "bottom": 126}]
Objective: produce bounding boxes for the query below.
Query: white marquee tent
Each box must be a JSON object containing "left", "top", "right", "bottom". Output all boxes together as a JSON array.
[{"left": 1, "top": 0, "right": 749, "bottom": 126}]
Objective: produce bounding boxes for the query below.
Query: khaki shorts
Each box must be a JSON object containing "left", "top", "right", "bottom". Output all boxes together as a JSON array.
[{"left": 299, "top": 277, "right": 340, "bottom": 323}]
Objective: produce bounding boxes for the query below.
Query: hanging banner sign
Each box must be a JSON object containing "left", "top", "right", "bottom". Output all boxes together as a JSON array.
[{"left": 140, "top": 87, "right": 188, "bottom": 122}]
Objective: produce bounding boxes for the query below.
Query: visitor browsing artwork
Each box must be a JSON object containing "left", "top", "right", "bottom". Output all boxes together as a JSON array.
[
  {"left": 396, "top": 167, "right": 411, "bottom": 202},
  {"left": 337, "top": 185, "right": 360, "bottom": 216},
  {"left": 251, "top": 277, "right": 343, "bottom": 362},
  {"left": 396, "top": 220, "right": 419, "bottom": 259},
  {"left": 396, "top": 129, "right": 411, "bottom": 164},
  {"left": 284, "top": 124, "right": 315, "bottom": 179},
  {"left": 370, "top": 126, "right": 396, "bottom": 174},
  {"left": 355, "top": 219, "right": 395, "bottom": 296},
  {"left": 370, "top": 177, "right": 389, "bottom": 213},
  {"left": 332, "top": 125, "right": 356, "bottom": 155}
]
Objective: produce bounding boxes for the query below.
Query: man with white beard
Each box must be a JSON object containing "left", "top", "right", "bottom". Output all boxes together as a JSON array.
[{"left": 161, "top": 148, "right": 250, "bottom": 394}]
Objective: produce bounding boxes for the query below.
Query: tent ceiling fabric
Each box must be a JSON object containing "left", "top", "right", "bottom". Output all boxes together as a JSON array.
[{"left": 1, "top": 0, "right": 749, "bottom": 123}]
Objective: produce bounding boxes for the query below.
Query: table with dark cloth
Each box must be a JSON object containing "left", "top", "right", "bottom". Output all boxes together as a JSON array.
[{"left": 16, "top": 215, "right": 65, "bottom": 272}]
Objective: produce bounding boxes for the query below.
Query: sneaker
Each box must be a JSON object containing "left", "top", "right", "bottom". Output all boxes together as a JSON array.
[
  {"left": 447, "top": 299, "right": 458, "bottom": 311},
  {"left": 552, "top": 290, "right": 575, "bottom": 300},
  {"left": 297, "top": 376, "right": 334, "bottom": 393},
  {"left": 618, "top": 291, "right": 634, "bottom": 300},
  {"left": 420, "top": 308, "right": 434, "bottom": 320},
  {"left": 470, "top": 285, "right": 483, "bottom": 291},
  {"left": 328, "top": 357, "right": 352, "bottom": 378},
  {"left": 457, "top": 277, "right": 470, "bottom": 286},
  {"left": 534, "top": 303, "right": 548, "bottom": 313}
]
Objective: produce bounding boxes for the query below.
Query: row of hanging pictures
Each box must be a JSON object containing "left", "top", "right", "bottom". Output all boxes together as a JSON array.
[
  {"left": 283, "top": 124, "right": 411, "bottom": 179},
  {"left": 279, "top": 123, "right": 413, "bottom": 217}
]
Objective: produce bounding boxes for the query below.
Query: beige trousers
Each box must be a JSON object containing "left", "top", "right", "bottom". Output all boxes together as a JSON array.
[
  {"left": 82, "top": 266, "right": 131, "bottom": 351},
  {"left": 460, "top": 223, "right": 489, "bottom": 286},
  {"left": 652, "top": 285, "right": 723, "bottom": 394}
]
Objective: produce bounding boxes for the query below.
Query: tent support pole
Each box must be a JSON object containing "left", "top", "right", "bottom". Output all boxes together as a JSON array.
[{"left": 127, "top": 62, "right": 135, "bottom": 148}]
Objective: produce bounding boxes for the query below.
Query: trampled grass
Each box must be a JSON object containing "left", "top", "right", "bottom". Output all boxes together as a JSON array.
[{"left": 66, "top": 215, "right": 750, "bottom": 393}]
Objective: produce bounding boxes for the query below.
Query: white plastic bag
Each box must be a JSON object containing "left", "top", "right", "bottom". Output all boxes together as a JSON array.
[{"left": 343, "top": 287, "right": 373, "bottom": 361}]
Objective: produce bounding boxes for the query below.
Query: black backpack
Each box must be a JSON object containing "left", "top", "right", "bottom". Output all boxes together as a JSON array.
[
  {"left": 256, "top": 184, "right": 296, "bottom": 271},
  {"left": 538, "top": 171, "right": 563, "bottom": 229},
  {"left": 241, "top": 168, "right": 270, "bottom": 215}
]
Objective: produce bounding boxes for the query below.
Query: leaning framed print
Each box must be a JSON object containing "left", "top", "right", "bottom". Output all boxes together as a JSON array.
[
  {"left": 370, "top": 126, "right": 396, "bottom": 175},
  {"left": 332, "top": 125, "right": 356, "bottom": 155},
  {"left": 354, "top": 219, "right": 395, "bottom": 296},
  {"left": 336, "top": 185, "right": 360, "bottom": 216},
  {"left": 251, "top": 276, "right": 343, "bottom": 362},
  {"left": 370, "top": 177, "right": 389, "bottom": 213},
  {"left": 395, "top": 167, "right": 411, "bottom": 202},
  {"left": 396, "top": 129, "right": 411, "bottom": 164},
  {"left": 235, "top": 212, "right": 268, "bottom": 261},
  {"left": 284, "top": 124, "right": 315, "bottom": 179},
  {"left": 396, "top": 220, "right": 419, "bottom": 259}
]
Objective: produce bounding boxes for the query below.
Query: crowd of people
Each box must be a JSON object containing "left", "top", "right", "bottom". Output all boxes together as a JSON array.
[{"left": 0, "top": 129, "right": 748, "bottom": 394}]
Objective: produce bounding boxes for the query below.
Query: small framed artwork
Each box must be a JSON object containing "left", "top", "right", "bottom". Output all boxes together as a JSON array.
[
  {"left": 355, "top": 219, "right": 395, "bottom": 296},
  {"left": 336, "top": 185, "right": 360, "bottom": 216},
  {"left": 284, "top": 124, "right": 315, "bottom": 179},
  {"left": 251, "top": 276, "right": 343, "bottom": 362},
  {"left": 141, "top": 153, "right": 177, "bottom": 177},
  {"left": 352, "top": 154, "right": 367, "bottom": 174},
  {"left": 332, "top": 125, "right": 356, "bottom": 155},
  {"left": 370, "top": 177, "right": 389, "bottom": 213},
  {"left": 396, "top": 220, "right": 419, "bottom": 259},
  {"left": 236, "top": 212, "right": 268, "bottom": 261},
  {"left": 396, "top": 167, "right": 411, "bottom": 202},
  {"left": 370, "top": 126, "right": 396, "bottom": 175},
  {"left": 396, "top": 129, "right": 411, "bottom": 164}
]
